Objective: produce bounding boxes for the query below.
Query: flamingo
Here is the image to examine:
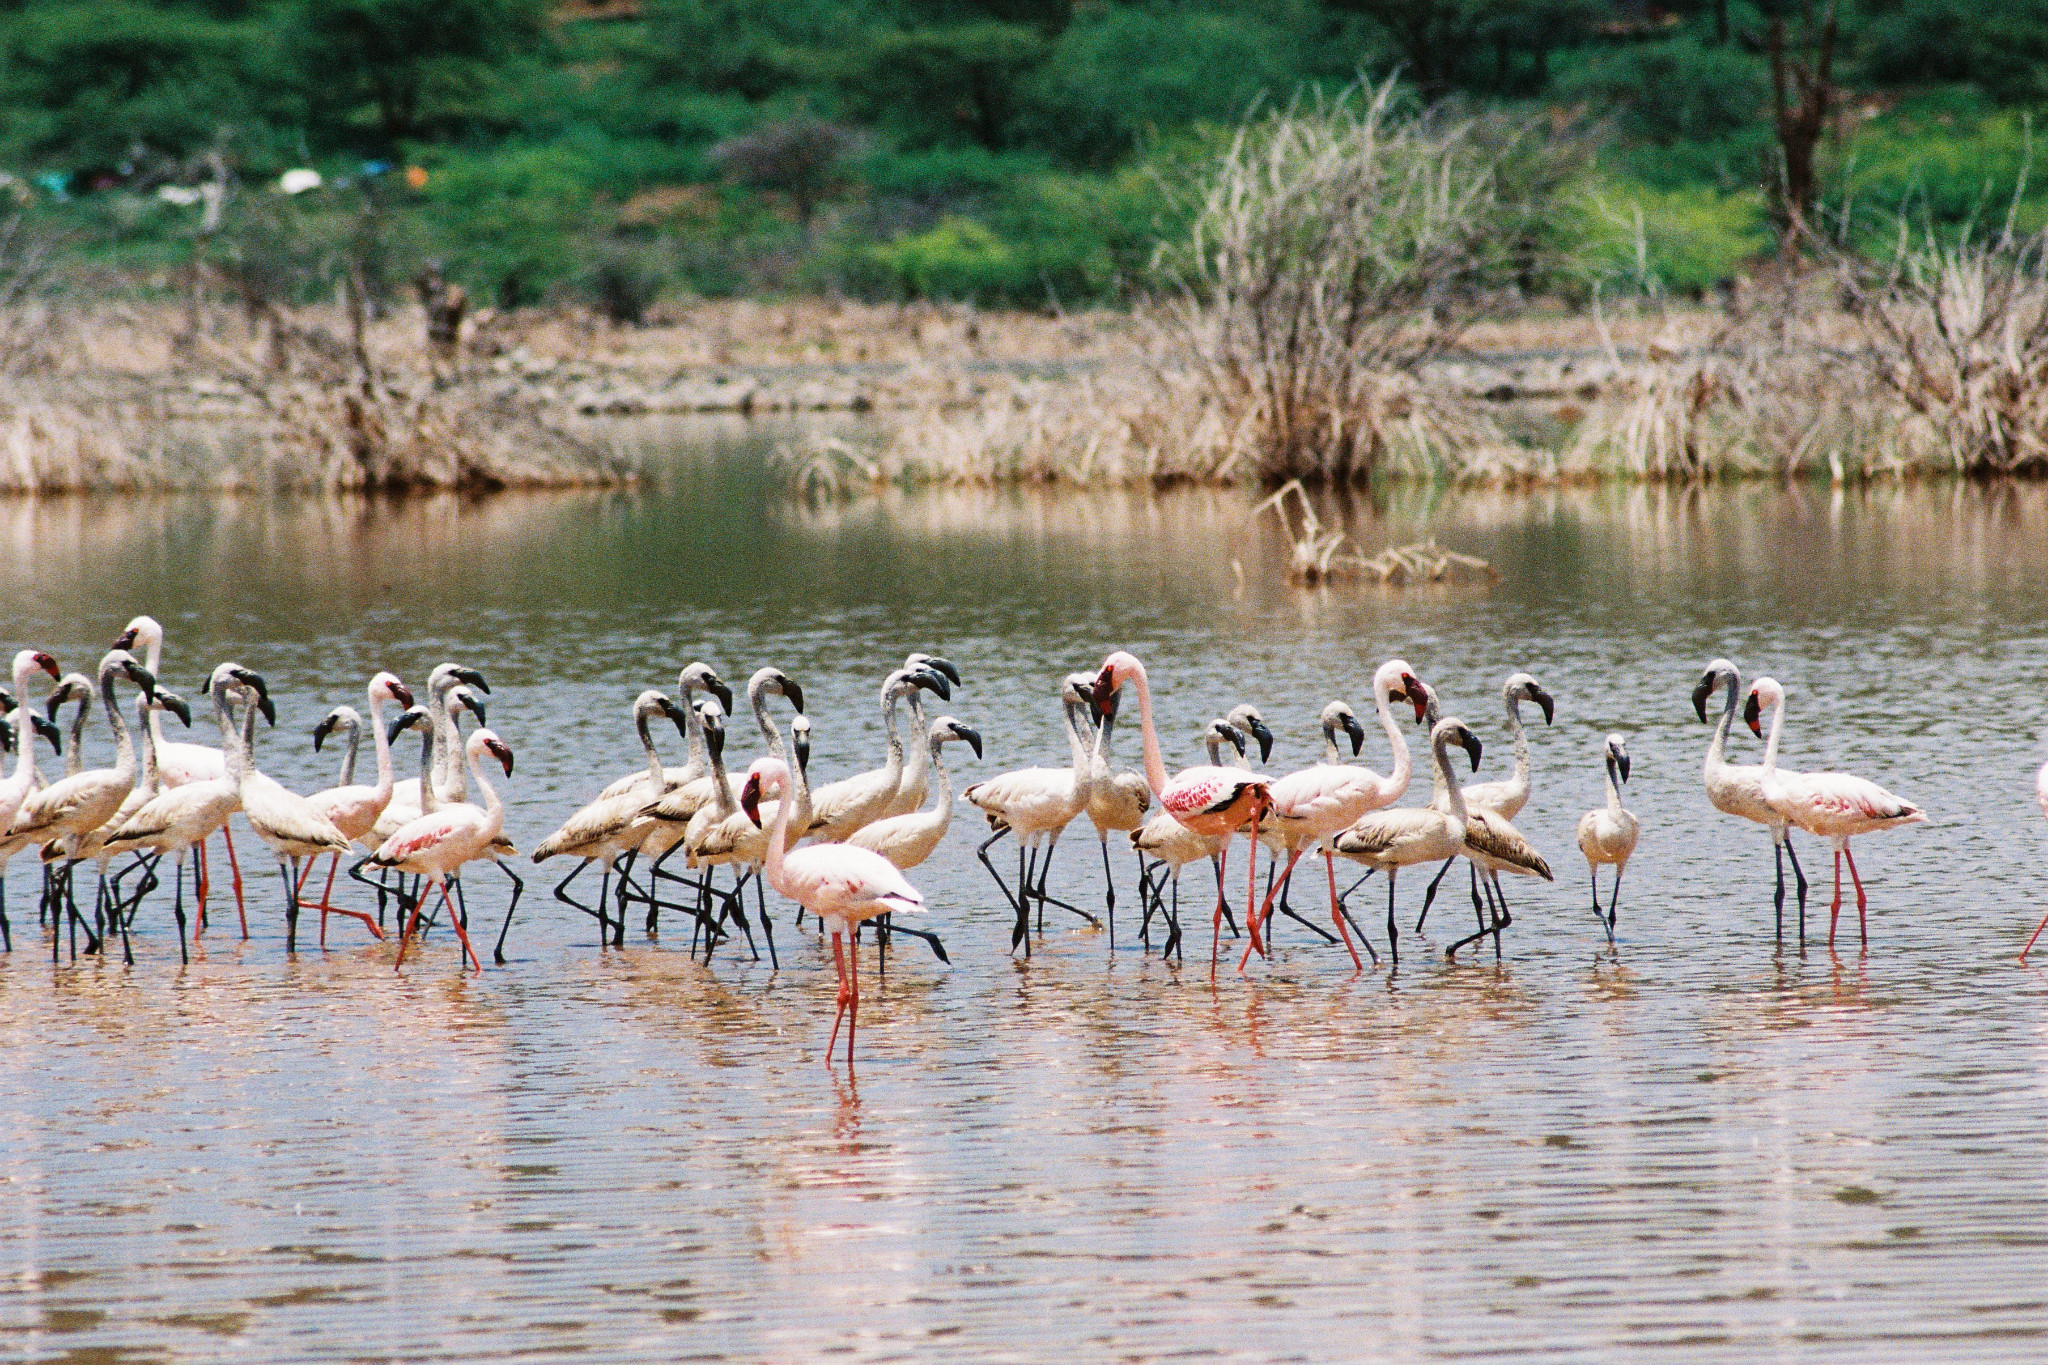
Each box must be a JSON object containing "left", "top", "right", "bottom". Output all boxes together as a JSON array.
[
  {"left": 847, "top": 717, "right": 982, "bottom": 871},
  {"left": 1091, "top": 650, "right": 1273, "bottom": 972},
  {"left": 1747, "top": 676, "right": 1926, "bottom": 950},
  {"left": 1575, "top": 734, "right": 1638, "bottom": 947},
  {"left": 100, "top": 667, "right": 261, "bottom": 964},
  {"left": 805, "top": 665, "right": 952, "bottom": 843},
  {"left": 740, "top": 755, "right": 925, "bottom": 1066},
  {"left": 594, "top": 663, "right": 732, "bottom": 801},
  {"left": 223, "top": 669, "right": 355, "bottom": 951},
  {"left": 2024, "top": 750, "right": 2048, "bottom": 961},
  {"left": 1333, "top": 717, "right": 1486, "bottom": 965},
  {"left": 1079, "top": 682, "right": 1152, "bottom": 945},
  {"left": 372, "top": 664, "right": 492, "bottom": 839},
  {"left": 62, "top": 684, "right": 194, "bottom": 958},
  {"left": 43, "top": 672, "right": 93, "bottom": 778},
  {"left": 1246, "top": 662, "right": 1426, "bottom": 972},
  {"left": 963, "top": 675, "right": 1097, "bottom": 954},
  {"left": 0, "top": 649, "right": 61, "bottom": 949},
  {"left": 370, "top": 727, "right": 515, "bottom": 974},
  {"left": 1132, "top": 717, "right": 1244, "bottom": 957},
  {"left": 9, "top": 649, "right": 157, "bottom": 959},
  {"left": 885, "top": 653, "right": 963, "bottom": 818},
  {"left": 1694, "top": 658, "right": 1812, "bottom": 945},
  {"left": 296, "top": 671, "right": 413, "bottom": 946},
  {"left": 1415, "top": 672, "right": 1554, "bottom": 930}
]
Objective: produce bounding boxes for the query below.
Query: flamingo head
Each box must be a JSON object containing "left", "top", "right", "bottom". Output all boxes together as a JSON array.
[
  {"left": 679, "top": 662, "right": 734, "bottom": 714},
  {"left": 369, "top": 671, "right": 414, "bottom": 709},
  {"left": 904, "top": 653, "right": 962, "bottom": 689},
  {"left": 102, "top": 649, "right": 158, "bottom": 704},
  {"left": 1381, "top": 661, "right": 1429, "bottom": 724},
  {"left": 154, "top": 689, "right": 193, "bottom": 728},
  {"left": 1062, "top": 673, "right": 1099, "bottom": 724},
  {"left": 1743, "top": 677, "right": 1785, "bottom": 737},
  {"left": 439, "top": 663, "right": 491, "bottom": 696},
  {"left": 1321, "top": 700, "right": 1366, "bottom": 756},
  {"left": 313, "top": 705, "right": 359, "bottom": 751},
  {"left": 1091, "top": 651, "right": 1142, "bottom": 713},
  {"left": 224, "top": 665, "right": 273, "bottom": 725},
  {"left": 739, "top": 756, "right": 792, "bottom": 828},
  {"left": 30, "top": 711, "right": 60, "bottom": 752},
  {"left": 1433, "top": 717, "right": 1483, "bottom": 773},
  {"left": 698, "top": 698, "right": 726, "bottom": 762},
  {"left": 386, "top": 704, "right": 431, "bottom": 746},
  {"left": 468, "top": 727, "right": 514, "bottom": 776},
  {"left": 446, "top": 685, "right": 485, "bottom": 728},
  {"left": 748, "top": 666, "right": 804, "bottom": 718},
  {"left": 11, "top": 650, "right": 59, "bottom": 686},
  {"left": 1694, "top": 658, "right": 1739, "bottom": 722},
  {"left": 791, "top": 715, "right": 812, "bottom": 777},
  {"left": 1505, "top": 672, "right": 1554, "bottom": 725},
  {"left": 1227, "top": 704, "right": 1274, "bottom": 763},
  {"left": 1206, "top": 718, "right": 1247, "bottom": 760},
  {"left": 1604, "top": 733, "right": 1631, "bottom": 783},
  {"left": 112, "top": 615, "right": 161, "bottom": 654},
  {"left": 935, "top": 716, "right": 983, "bottom": 760}
]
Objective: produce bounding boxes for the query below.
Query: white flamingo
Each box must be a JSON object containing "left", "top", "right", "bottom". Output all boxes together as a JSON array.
[
  {"left": 1415, "top": 671, "right": 1554, "bottom": 931},
  {"left": 593, "top": 663, "right": 729, "bottom": 801},
  {"left": 963, "top": 675, "right": 1098, "bottom": 954},
  {"left": 1247, "top": 662, "right": 1425, "bottom": 971},
  {"left": 223, "top": 668, "right": 354, "bottom": 952},
  {"left": 369, "top": 727, "right": 515, "bottom": 975},
  {"left": 848, "top": 716, "right": 982, "bottom": 871},
  {"left": 885, "top": 653, "right": 962, "bottom": 817},
  {"left": 1333, "top": 717, "right": 1487, "bottom": 964},
  {"left": 1575, "top": 734, "right": 1639, "bottom": 947},
  {"left": 1748, "top": 676, "right": 1926, "bottom": 950},
  {"left": 296, "top": 671, "right": 413, "bottom": 946},
  {"left": 1079, "top": 681, "right": 1152, "bottom": 944},
  {"left": 805, "top": 665, "right": 952, "bottom": 843},
  {"left": 1694, "top": 658, "right": 1812, "bottom": 945},
  {"left": 0, "top": 648, "right": 61, "bottom": 949},
  {"left": 740, "top": 755, "right": 925, "bottom": 1066},
  {"left": 1091, "top": 650, "right": 1274, "bottom": 972},
  {"left": 678, "top": 669, "right": 808, "bottom": 965}
]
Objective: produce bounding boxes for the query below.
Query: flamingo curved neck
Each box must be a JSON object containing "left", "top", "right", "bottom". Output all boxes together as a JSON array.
[
  {"left": 138, "top": 628, "right": 166, "bottom": 755},
  {"left": 881, "top": 687, "right": 908, "bottom": 783},
  {"left": 213, "top": 686, "right": 246, "bottom": 784},
  {"left": 1606, "top": 757, "right": 1624, "bottom": 812},
  {"left": 65, "top": 697, "right": 89, "bottom": 779},
  {"left": 749, "top": 680, "right": 786, "bottom": 760},
  {"left": 466, "top": 742, "right": 505, "bottom": 837},
  {"left": 900, "top": 690, "right": 931, "bottom": 793},
  {"left": 336, "top": 719, "right": 362, "bottom": 788},
  {"left": 368, "top": 693, "right": 395, "bottom": 802},
  {"left": 1122, "top": 660, "right": 1171, "bottom": 798},
  {"left": 1762, "top": 694, "right": 1786, "bottom": 776},
  {"left": 1704, "top": 671, "right": 1739, "bottom": 778},
  {"left": 1504, "top": 694, "right": 1530, "bottom": 793},
  {"left": 100, "top": 664, "right": 137, "bottom": 785},
  {"left": 763, "top": 772, "right": 795, "bottom": 886},
  {"left": 637, "top": 710, "right": 664, "bottom": 787},
  {"left": 1434, "top": 732, "right": 1470, "bottom": 828},
  {"left": 135, "top": 692, "right": 159, "bottom": 792},
  {"left": 8, "top": 656, "right": 37, "bottom": 791},
  {"left": 1373, "top": 681, "right": 1412, "bottom": 796},
  {"left": 680, "top": 691, "right": 708, "bottom": 774},
  {"left": 704, "top": 728, "right": 736, "bottom": 818},
  {"left": 926, "top": 735, "right": 955, "bottom": 816}
]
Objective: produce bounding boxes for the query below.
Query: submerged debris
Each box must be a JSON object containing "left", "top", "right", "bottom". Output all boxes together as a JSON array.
[{"left": 1248, "top": 479, "right": 1497, "bottom": 587}]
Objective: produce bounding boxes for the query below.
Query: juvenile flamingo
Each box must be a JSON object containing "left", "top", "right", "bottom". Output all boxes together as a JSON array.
[
  {"left": 0, "top": 649, "right": 61, "bottom": 949},
  {"left": 297, "top": 671, "right": 413, "bottom": 946},
  {"left": 1333, "top": 717, "right": 1486, "bottom": 965},
  {"left": 1416, "top": 671, "right": 1553, "bottom": 931},
  {"left": 885, "top": 653, "right": 963, "bottom": 818},
  {"left": 963, "top": 676, "right": 1097, "bottom": 953},
  {"left": 1575, "top": 734, "right": 1638, "bottom": 947},
  {"left": 1747, "top": 676, "right": 1926, "bottom": 950},
  {"left": 740, "top": 755, "right": 925, "bottom": 1066},
  {"left": 1694, "top": 658, "right": 1811, "bottom": 945},
  {"left": 1091, "top": 650, "right": 1273, "bottom": 972},
  {"left": 805, "top": 666, "right": 952, "bottom": 843},
  {"left": 846, "top": 717, "right": 983, "bottom": 871},
  {"left": 1246, "top": 660, "right": 1425, "bottom": 972},
  {"left": 224, "top": 670, "right": 355, "bottom": 952},
  {"left": 370, "top": 727, "right": 514, "bottom": 974}
]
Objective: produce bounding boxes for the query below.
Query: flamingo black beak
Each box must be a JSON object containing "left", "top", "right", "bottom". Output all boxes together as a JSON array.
[
  {"left": 1691, "top": 674, "right": 1715, "bottom": 723},
  {"left": 1530, "top": 684, "right": 1555, "bottom": 726},
  {"left": 230, "top": 668, "right": 273, "bottom": 725},
  {"left": 915, "top": 668, "right": 952, "bottom": 702},
  {"left": 952, "top": 722, "right": 984, "bottom": 760},
  {"left": 1246, "top": 716, "right": 1275, "bottom": 764},
  {"left": 1341, "top": 711, "right": 1368, "bottom": 756},
  {"left": 386, "top": 709, "right": 424, "bottom": 746},
  {"left": 0, "top": 718, "right": 14, "bottom": 753},
  {"left": 30, "top": 713, "right": 60, "bottom": 753},
  {"left": 1224, "top": 726, "right": 1247, "bottom": 758},
  {"left": 1458, "top": 727, "right": 1483, "bottom": 773},
  {"left": 1401, "top": 673, "right": 1428, "bottom": 724},
  {"left": 708, "top": 677, "right": 734, "bottom": 713},
  {"left": 32, "top": 652, "right": 58, "bottom": 681},
  {"left": 313, "top": 715, "right": 337, "bottom": 750},
  {"left": 1090, "top": 665, "right": 1118, "bottom": 715},
  {"left": 453, "top": 667, "right": 490, "bottom": 694},
  {"left": 1743, "top": 691, "right": 1763, "bottom": 737},
  {"left": 740, "top": 773, "right": 764, "bottom": 828},
  {"left": 704, "top": 720, "right": 725, "bottom": 763},
  {"left": 160, "top": 691, "right": 193, "bottom": 728},
  {"left": 114, "top": 626, "right": 138, "bottom": 650},
  {"left": 660, "top": 696, "right": 692, "bottom": 738},
  {"left": 389, "top": 681, "right": 415, "bottom": 709},
  {"left": 124, "top": 661, "right": 159, "bottom": 703},
  {"left": 794, "top": 733, "right": 811, "bottom": 778},
  {"left": 1617, "top": 751, "right": 1632, "bottom": 783},
  {"left": 922, "top": 655, "right": 963, "bottom": 687},
  {"left": 780, "top": 679, "right": 805, "bottom": 716},
  {"left": 486, "top": 737, "right": 514, "bottom": 776}
]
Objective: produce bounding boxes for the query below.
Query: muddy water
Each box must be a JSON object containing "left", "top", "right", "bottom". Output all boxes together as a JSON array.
[{"left": 3, "top": 434, "right": 2048, "bottom": 1361}]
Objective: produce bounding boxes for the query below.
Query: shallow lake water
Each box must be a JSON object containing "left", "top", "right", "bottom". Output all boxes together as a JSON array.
[{"left": 5, "top": 426, "right": 2048, "bottom": 1361}]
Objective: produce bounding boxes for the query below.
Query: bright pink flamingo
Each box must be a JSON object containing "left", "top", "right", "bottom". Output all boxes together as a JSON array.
[
  {"left": 1748, "top": 677, "right": 1926, "bottom": 950},
  {"left": 369, "top": 727, "right": 514, "bottom": 974},
  {"left": 1243, "top": 659, "right": 1426, "bottom": 971},
  {"left": 1091, "top": 650, "right": 1273, "bottom": 971},
  {"left": 2027, "top": 755, "right": 2048, "bottom": 961},
  {"left": 740, "top": 755, "right": 924, "bottom": 1066}
]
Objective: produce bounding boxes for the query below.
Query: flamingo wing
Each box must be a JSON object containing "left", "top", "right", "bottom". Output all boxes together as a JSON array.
[{"left": 373, "top": 808, "right": 482, "bottom": 866}]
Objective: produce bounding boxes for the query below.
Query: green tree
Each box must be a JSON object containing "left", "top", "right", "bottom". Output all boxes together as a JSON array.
[
  {"left": 287, "top": 0, "right": 546, "bottom": 145},
  {"left": 835, "top": 22, "right": 1053, "bottom": 150}
]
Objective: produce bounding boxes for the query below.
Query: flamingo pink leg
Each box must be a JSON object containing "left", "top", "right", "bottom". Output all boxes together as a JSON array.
[
  {"left": 1325, "top": 850, "right": 1363, "bottom": 972},
  {"left": 299, "top": 853, "right": 383, "bottom": 945},
  {"left": 1211, "top": 842, "right": 1231, "bottom": 973},
  {"left": 2023, "top": 906, "right": 2048, "bottom": 962},
  {"left": 395, "top": 879, "right": 431, "bottom": 970},
  {"left": 1843, "top": 843, "right": 1869, "bottom": 947},
  {"left": 826, "top": 929, "right": 852, "bottom": 1064},
  {"left": 1243, "top": 844, "right": 1308, "bottom": 972},
  {"left": 439, "top": 882, "right": 482, "bottom": 974},
  {"left": 224, "top": 825, "right": 248, "bottom": 939},
  {"left": 1827, "top": 849, "right": 1844, "bottom": 948}
]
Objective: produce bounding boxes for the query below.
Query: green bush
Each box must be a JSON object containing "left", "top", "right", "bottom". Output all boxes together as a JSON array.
[{"left": 1566, "top": 176, "right": 1773, "bottom": 295}]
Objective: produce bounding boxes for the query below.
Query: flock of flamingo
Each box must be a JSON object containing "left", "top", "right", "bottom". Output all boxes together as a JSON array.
[{"left": 0, "top": 616, "right": 1966, "bottom": 1063}]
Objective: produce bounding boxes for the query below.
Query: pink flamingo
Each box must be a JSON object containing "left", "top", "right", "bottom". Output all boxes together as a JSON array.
[
  {"left": 1091, "top": 650, "right": 1273, "bottom": 971},
  {"left": 2026, "top": 754, "right": 2048, "bottom": 961},
  {"left": 1748, "top": 677, "right": 1926, "bottom": 950},
  {"left": 298, "top": 671, "right": 413, "bottom": 946},
  {"left": 369, "top": 727, "right": 514, "bottom": 974},
  {"left": 740, "top": 755, "right": 924, "bottom": 1066},
  {"left": 1243, "top": 660, "right": 1426, "bottom": 971}
]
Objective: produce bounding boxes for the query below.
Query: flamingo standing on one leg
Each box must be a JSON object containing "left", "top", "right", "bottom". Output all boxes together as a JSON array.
[
  {"left": 1575, "top": 734, "right": 1638, "bottom": 947},
  {"left": 1694, "top": 658, "right": 1813, "bottom": 947},
  {"left": 740, "top": 755, "right": 925, "bottom": 1066},
  {"left": 298, "top": 671, "right": 413, "bottom": 946},
  {"left": 370, "top": 727, "right": 515, "bottom": 974},
  {"left": 1245, "top": 661, "right": 1426, "bottom": 972},
  {"left": 1747, "top": 676, "right": 1926, "bottom": 951},
  {"left": 1091, "top": 650, "right": 1272, "bottom": 973}
]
